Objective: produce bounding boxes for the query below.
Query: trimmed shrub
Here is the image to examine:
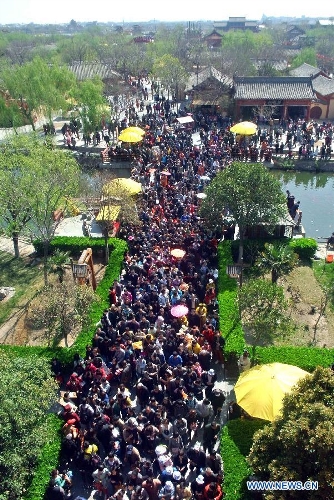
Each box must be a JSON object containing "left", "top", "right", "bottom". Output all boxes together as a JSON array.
[
  {"left": 254, "top": 346, "right": 334, "bottom": 372},
  {"left": 25, "top": 414, "right": 63, "bottom": 500},
  {"left": 221, "top": 419, "right": 267, "bottom": 500},
  {"left": 33, "top": 236, "right": 115, "bottom": 258},
  {"left": 217, "top": 241, "right": 245, "bottom": 357},
  {"left": 69, "top": 238, "right": 127, "bottom": 356},
  {"left": 288, "top": 237, "right": 317, "bottom": 260}
]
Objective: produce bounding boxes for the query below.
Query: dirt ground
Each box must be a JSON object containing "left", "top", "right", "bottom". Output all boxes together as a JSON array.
[
  {"left": 0, "top": 258, "right": 107, "bottom": 347},
  {"left": 281, "top": 262, "right": 334, "bottom": 348}
]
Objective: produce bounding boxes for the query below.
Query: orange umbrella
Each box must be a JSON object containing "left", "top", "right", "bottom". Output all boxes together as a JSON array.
[{"left": 170, "top": 249, "right": 186, "bottom": 259}]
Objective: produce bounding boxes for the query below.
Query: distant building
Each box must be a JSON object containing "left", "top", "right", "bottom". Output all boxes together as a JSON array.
[
  {"left": 213, "top": 17, "right": 259, "bottom": 32},
  {"left": 185, "top": 66, "right": 233, "bottom": 114},
  {"left": 133, "top": 35, "right": 154, "bottom": 43},
  {"left": 290, "top": 63, "right": 334, "bottom": 120},
  {"left": 203, "top": 30, "right": 223, "bottom": 48},
  {"left": 283, "top": 25, "right": 306, "bottom": 48},
  {"left": 68, "top": 63, "right": 121, "bottom": 83}
]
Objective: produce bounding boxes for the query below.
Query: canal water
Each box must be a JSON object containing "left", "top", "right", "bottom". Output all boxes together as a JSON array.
[{"left": 272, "top": 171, "right": 334, "bottom": 239}]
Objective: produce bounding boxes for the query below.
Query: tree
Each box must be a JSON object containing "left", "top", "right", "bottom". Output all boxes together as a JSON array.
[
  {"left": 151, "top": 54, "right": 188, "bottom": 104},
  {"left": 0, "top": 93, "right": 26, "bottom": 128},
  {"left": 70, "top": 77, "right": 108, "bottom": 134},
  {"left": 0, "top": 134, "right": 43, "bottom": 258},
  {"left": 0, "top": 353, "right": 58, "bottom": 499},
  {"left": 85, "top": 170, "right": 141, "bottom": 263},
  {"left": 48, "top": 248, "right": 71, "bottom": 283},
  {"left": 290, "top": 47, "right": 317, "bottom": 70},
  {"left": 199, "top": 162, "right": 287, "bottom": 264},
  {"left": 0, "top": 134, "right": 79, "bottom": 268},
  {"left": 256, "top": 242, "right": 299, "bottom": 284},
  {"left": 248, "top": 367, "right": 334, "bottom": 499},
  {"left": 252, "top": 105, "right": 280, "bottom": 122},
  {"left": 238, "top": 279, "right": 292, "bottom": 357},
  {"left": 28, "top": 139, "right": 80, "bottom": 285},
  {"left": 0, "top": 57, "right": 76, "bottom": 129},
  {"left": 29, "top": 280, "right": 98, "bottom": 347}
]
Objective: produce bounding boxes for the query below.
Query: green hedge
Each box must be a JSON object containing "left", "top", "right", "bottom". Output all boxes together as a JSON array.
[
  {"left": 69, "top": 238, "right": 127, "bottom": 356},
  {"left": 217, "top": 241, "right": 245, "bottom": 357},
  {"left": 254, "top": 346, "right": 334, "bottom": 371},
  {"left": 221, "top": 419, "right": 267, "bottom": 500},
  {"left": 288, "top": 237, "right": 317, "bottom": 260},
  {"left": 25, "top": 414, "right": 63, "bottom": 500},
  {"left": 33, "top": 236, "right": 117, "bottom": 257}
]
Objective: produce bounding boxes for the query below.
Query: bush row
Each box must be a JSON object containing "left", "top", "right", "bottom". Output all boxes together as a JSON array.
[
  {"left": 69, "top": 237, "right": 128, "bottom": 356},
  {"left": 288, "top": 237, "right": 318, "bottom": 260},
  {"left": 217, "top": 241, "right": 245, "bottom": 357},
  {"left": 230, "top": 237, "right": 317, "bottom": 264},
  {"left": 254, "top": 346, "right": 334, "bottom": 371},
  {"left": 221, "top": 419, "right": 267, "bottom": 500},
  {"left": 25, "top": 415, "right": 63, "bottom": 500},
  {"left": 33, "top": 236, "right": 115, "bottom": 258}
]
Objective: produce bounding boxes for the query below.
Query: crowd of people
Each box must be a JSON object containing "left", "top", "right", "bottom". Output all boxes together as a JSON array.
[
  {"left": 47, "top": 76, "right": 334, "bottom": 500},
  {"left": 48, "top": 82, "right": 229, "bottom": 500}
]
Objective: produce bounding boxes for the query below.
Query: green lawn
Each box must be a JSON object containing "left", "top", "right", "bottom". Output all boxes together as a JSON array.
[
  {"left": 313, "top": 259, "right": 334, "bottom": 310},
  {"left": 0, "top": 251, "right": 43, "bottom": 325}
]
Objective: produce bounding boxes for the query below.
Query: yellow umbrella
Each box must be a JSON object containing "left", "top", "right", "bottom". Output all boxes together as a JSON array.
[
  {"left": 118, "top": 128, "right": 145, "bottom": 143},
  {"left": 95, "top": 205, "right": 121, "bottom": 221},
  {"left": 230, "top": 121, "right": 257, "bottom": 136},
  {"left": 234, "top": 362, "right": 309, "bottom": 421},
  {"left": 124, "top": 126, "right": 145, "bottom": 135},
  {"left": 104, "top": 178, "right": 142, "bottom": 196}
]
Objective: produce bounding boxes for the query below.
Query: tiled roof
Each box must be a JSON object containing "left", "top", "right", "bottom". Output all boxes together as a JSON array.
[
  {"left": 68, "top": 63, "right": 121, "bottom": 81},
  {"left": 186, "top": 67, "right": 233, "bottom": 92},
  {"left": 312, "top": 74, "right": 334, "bottom": 96},
  {"left": 204, "top": 30, "right": 223, "bottom": 39},
  {"left": 234, "top": 77, "right": 316, "bottom": 100},
  {"left": 289, "top": 63, "right": 321, "bottom": 77}
]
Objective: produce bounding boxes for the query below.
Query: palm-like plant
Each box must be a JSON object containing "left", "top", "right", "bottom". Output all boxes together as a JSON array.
[
  {"left": 256, "top": 242, "right": 299, "bottom": 284},
  {"left": 48, "top": 249, "right": 71, "bottom": 283}
]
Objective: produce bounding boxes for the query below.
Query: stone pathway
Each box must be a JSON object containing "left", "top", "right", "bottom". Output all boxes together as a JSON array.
[{"left": 0, "top": 235, "right": 35, "bottom": 258}]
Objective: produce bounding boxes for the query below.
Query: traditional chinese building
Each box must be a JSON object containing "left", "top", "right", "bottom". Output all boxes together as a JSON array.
[
  {"left": 290, "top": 63, "right": 334, "bottom": 120},
  {"left": 233, "top": 76, "right": 316, "bottom": 121},
  {"left": 213, "top": 17, "right": 259, "bottom": 32},
  {"left": 185, "top": 66, "right": 233, "bottom": 115},
  {"left": 203, "top": 29, "right": 223, "bottom": 48}
]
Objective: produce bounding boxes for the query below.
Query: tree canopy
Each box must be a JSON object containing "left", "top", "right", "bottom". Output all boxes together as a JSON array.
[
  {"left": 238, "top": 279, "right": 292, "bottom": 355},
  {"left": 256, "top": 242, "right": 299, "bottom": 284},
  {"left": 0, "top": 353, "right": 58, "bottom": 499},
  {"left": 0, "top": 57, "right": 76, "bottom": 128},
  {"left": 199, "top": 162, "right": 287, "bottom": 262},
  {"left": 248, "top": 366, "right": 334, "bottom": 499},
  {"left": 0, "top": 133, "right": 80, "bottom": 269}
]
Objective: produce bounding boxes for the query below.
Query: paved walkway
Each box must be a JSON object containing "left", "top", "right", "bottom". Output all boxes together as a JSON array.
[{"left": 0, "top": 235, "right": 35, "bottom": 258}]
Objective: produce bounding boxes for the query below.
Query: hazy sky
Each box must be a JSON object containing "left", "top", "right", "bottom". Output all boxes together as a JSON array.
[{"left": 1, "top": 0, "right": 333, "bottom": 25}]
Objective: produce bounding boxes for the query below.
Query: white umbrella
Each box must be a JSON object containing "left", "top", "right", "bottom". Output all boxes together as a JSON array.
[{"left": 196, "top": 193, "right": 207, "bottom": 199}]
